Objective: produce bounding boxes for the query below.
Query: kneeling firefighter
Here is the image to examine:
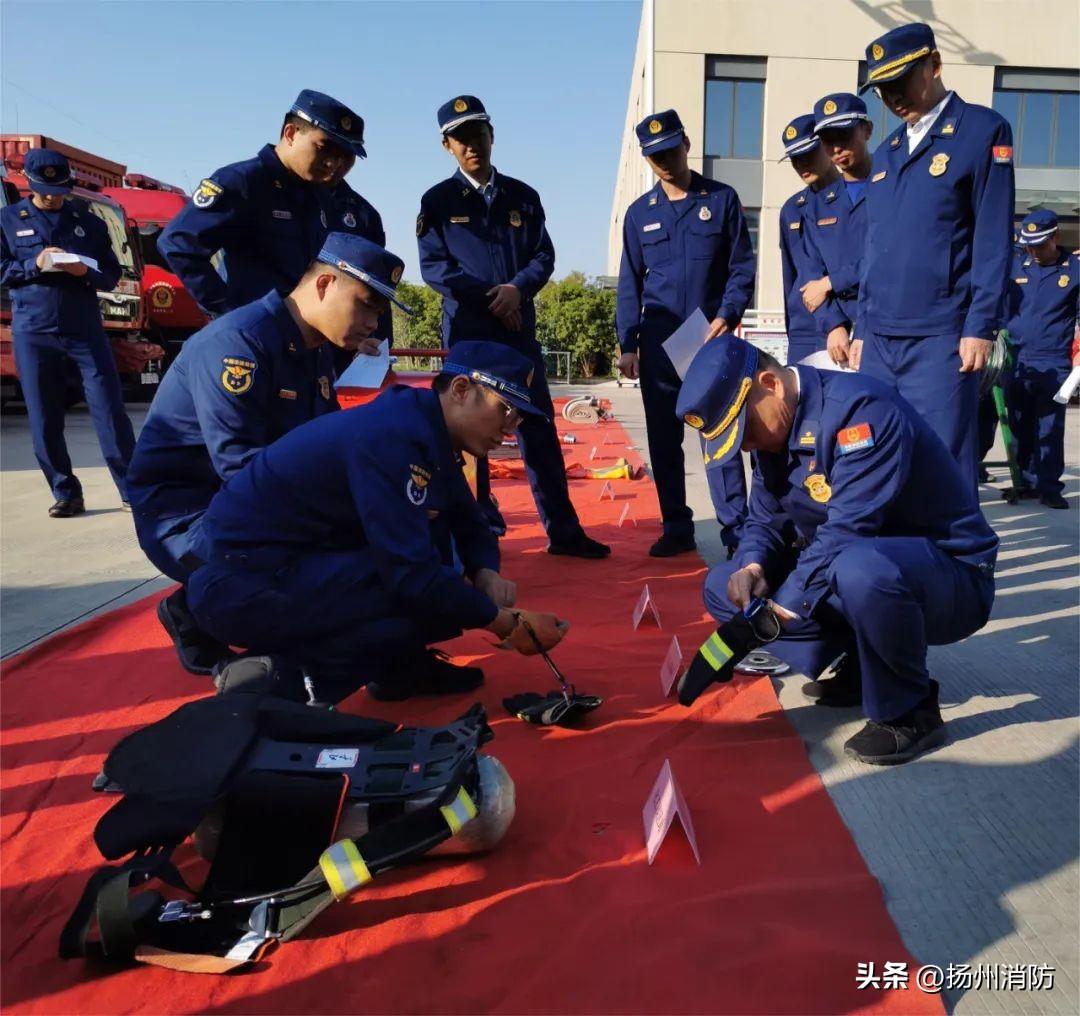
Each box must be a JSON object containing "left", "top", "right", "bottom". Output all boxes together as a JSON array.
[{"left": 61, "top": 695, "right": 514, "bottom": 971}]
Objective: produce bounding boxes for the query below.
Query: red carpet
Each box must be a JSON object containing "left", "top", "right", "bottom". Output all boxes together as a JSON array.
[{"left": 1, "top": 406, "right": 941, "bottom": 1014}]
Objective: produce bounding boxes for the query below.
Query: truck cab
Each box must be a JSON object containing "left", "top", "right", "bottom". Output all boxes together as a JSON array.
[{"left": 0, "top": 135, "right": 165, "bottom": 409}]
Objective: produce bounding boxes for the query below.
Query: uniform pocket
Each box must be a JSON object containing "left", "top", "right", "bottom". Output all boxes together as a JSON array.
[
  {"left": 640, "top": 228, "right": 671, "bottom": 268},
  {"left": 688, "top": 222, "right": 724, "bottom": 261}
]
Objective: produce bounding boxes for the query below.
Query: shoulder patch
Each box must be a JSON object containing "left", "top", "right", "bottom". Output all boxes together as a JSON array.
[
  {"left": 992, "top": 145, "right": 1013, "bottom": 165},
  {"left": 416, "top": 212, "right": 425, "bottom": 237},
  {"left": 193, "top": 178, "right": 224, "bottom": 209},
  {"left": 406, "top": 463, "right": 432, "bottom": 506},
  {"left": 221, "top": 356, "right": 256, "bottom": 395},
  {"left": 836, "top": 422, "right": 874, "bottom": 455}
]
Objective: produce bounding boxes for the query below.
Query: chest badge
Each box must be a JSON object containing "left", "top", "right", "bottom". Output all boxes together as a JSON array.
[
  {"left": 804, "top": 474, "right": 832, "bottom": 504},
  {"left": 1060, "top": 275, "right": 1070, "bottom": 288},
  {"left": 15, "top": 228, "right": 35, "bottom": 237},
  {"left": 272, "top": 210, "right": 292, "bottom": 220},
  {"left": 872, "top": 170, "right": 887, "bottom": 182},
  {"left": 221, "top": 357, "right": 256, "bottom": 395},
  {"left": 278, "top": 388, "right": 297, "bottom": 400},
  {"left": 406, "top": 464, "right": 432, "bottom": 506},
  {"left": 698, "top": 205, "right": 712, "bottom": 222},
  {"left": 450, "top": 216, "right": 470, "bottom": 224},
  {"left": 319, "top": 376, "right": 331, "bottom": 400},
  {"left": 648, "top": 194, "right": 658, "bottom": 207},
  {"left": 343, "top": 211, "right": 357, "bottom": 228},
  {"left": 509, "top": 210, "right": 523, "bottom": 228},
  {"left": 799, "top": 429, "right": 816, "bottom": 447},
  {"left": 73, "top": 225, "right": 86, "bottom": 238},
  {"left": 929, "top": 153, "right": 950, "bottom": 177}
]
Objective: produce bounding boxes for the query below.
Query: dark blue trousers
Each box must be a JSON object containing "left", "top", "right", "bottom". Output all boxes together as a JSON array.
[
  {"left": 703, "top": 538, "right": 994, "bottom": 722},
  {"left": 462, "top": 339, "right": 582, "bottom": 544},
  {"left": 640, "top": 340, "right": 746, "bottom": 547},
  {"left": 785, "top": 333, "right": 826, "bottom": 365},
  {"left": 188, "top": 546, "right": 464, "bottom": 694},
  {"left": 1008, "top": 362, "right": 1069, "bottom": 497},
  {"left": 859, "top": 331, "right": 979, "bottom": 493},
  {"left": 133, "top": 508, "right": 212, "bottom": 583},
  {"left": 13, "top": 330, "right": 135, "bottom": 500}
]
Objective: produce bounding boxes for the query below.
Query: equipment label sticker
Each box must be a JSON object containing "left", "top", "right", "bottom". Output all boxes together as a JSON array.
[{"left": 316, "top": 748, "right": 359, "bottom": 769}]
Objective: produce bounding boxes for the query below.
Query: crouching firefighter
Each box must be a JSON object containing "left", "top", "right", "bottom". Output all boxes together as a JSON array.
[
  {"left": 674, "top": 336, "right": 999, "bottom": 765},
  {"left": 186, "top": 340, "right": 569, "bottom": 704},
  {"left": 61, "top": 695, "right": 513, "bottom": 970}
]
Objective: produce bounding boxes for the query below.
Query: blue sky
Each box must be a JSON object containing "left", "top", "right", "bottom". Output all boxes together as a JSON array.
[{"left": 1, "top": 0, "right": 640, "bottom": 279}]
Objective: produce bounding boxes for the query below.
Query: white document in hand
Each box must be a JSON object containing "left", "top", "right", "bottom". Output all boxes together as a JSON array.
[
  {"left": 41, "top": 251, "right": 99, "bottom": 273},
  {"left": 335, "top": 338, "right": 390, "bottom": 389},
  {"left": 662, "top": 307, "right": 710, "bottom": 380}
]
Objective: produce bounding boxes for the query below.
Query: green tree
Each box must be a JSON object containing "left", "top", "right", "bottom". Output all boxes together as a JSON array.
[
  {"left": 392, "top": 282, "right": 443, "bottom": 351},
  {"left": 535, "top": 273, "right": 617, "bottom": 378}
]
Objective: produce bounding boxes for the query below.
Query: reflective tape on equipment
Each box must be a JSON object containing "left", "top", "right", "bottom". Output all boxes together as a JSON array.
[
  {"left": 440, "top": 786, "right": 478, "bottom": 834},
  {"left": 699, "top": 633, "right": 735, "bottom": 672},
  {"left": 319, "top": 839, "right": 372, "bottom": 900}
]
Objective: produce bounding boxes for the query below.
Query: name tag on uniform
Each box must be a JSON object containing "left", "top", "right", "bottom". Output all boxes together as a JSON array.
[
  {"left": 817, "top": 217, "right": 837, "bottom": 227},
  {"left": 643, "top": 223, "right": 662, "bottom": 232},
  {"left": 278, "top": 388, "right": 297, "bottom": 400},
  {"left": 1015, "top": 277, "right": 1028, "bottom": 284},
  {"left": 272, "top": 210, "right": 292, "bottom": 220},
  {"left": 15, "top": 229, "right": 35, "bottom": 237},
  {"left": 450, "top": 216, "right": 470, "bottom": 223},
  {"left": 872, "top": 171, "right": 887, "bottom": 182},
  {"left": 789, "top": 221, "right": 801, "bottom": 230}
]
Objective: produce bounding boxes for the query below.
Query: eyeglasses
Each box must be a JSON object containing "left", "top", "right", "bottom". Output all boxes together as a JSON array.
[{"left": 481, "top": 387, "right": 522, "bottom": 426}]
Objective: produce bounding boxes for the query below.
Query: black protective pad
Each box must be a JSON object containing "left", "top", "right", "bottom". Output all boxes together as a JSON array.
[
  {"left": 204, "top": 771, "right": 346, "bottom": 899},
  {"left": 504, "top": 691, "right": 603, "bottom": 726}
]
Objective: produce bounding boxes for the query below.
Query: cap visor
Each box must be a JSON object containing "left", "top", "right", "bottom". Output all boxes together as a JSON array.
[
  {"left": 323, "top": 129, "right": 366, "bottom": 158},
  {"left": 779, "top": 137, "right": 821, "bottom": 162},
  {"left": 363, "top": 274, "right": 413, "bottom": 315},
  {"left": 1019, "top": 229, "right": 1056, "bottom": 244},
  {"left": 814, "top": 115, "right": 869, "bottom": 132},
  {"left": 504, "top": 392, "right": 546, "bottom": 418},
  {"left": 641, "top": 131, "right": 685, "bottom": 155},
  {"left": 28, "top": 180, "right": 73, "bottom": 196},
  {"left": 858, "top": 63, "right": 915, "bottom": 93},
  {"left": 442, "top": 113, "right": 492, "bottom": 135},
  {"left": 702, "top": 404, "right": 748, "bottom": 470}
]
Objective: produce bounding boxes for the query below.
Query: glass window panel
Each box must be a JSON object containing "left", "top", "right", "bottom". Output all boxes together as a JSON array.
[
  {"left": 743, "top": 208, "right": 760, "bottom": 255},
  {"left": 705, "top": 79, "right": 733, "bottom": 158},
  {"left": 992, "top": 89, "right": 1021, "bottom": 141},
  {"left": 732, "top": 80, "right": 764, "bottom": 158},
  {"left": 1053, "top": 92, "right": 1079, "bottom": 167},
  {"left": 1020, "top": 91, "right": 1053, "bottom": 166}
]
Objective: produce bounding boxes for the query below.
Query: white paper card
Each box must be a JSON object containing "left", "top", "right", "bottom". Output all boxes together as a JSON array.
[
  {"left": 662, "top": 308, "right": 710, "bottom": 380},
  {"left": 335, "top": 339, "right": 390, "bottom": 390}
]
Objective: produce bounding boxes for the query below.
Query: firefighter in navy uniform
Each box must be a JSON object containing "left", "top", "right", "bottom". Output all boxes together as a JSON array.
[
  {"left": 616, "top": 110, "right": 756, "bottom": 558},
  {"left": 0, "top": 149, "right": 135, "bottom": 517},
  {"left": 678, "top": 337, "right": 998, "bottom": 765},
  {"left": 127, "top": 234, "right": 403, "bottom": 674},
  {"left": 158, "top": 89, "right": 391, "bottom": 368},
  {"left": 1004, "top": 209, "right": 1079, "bottom": 508},
  {"left": 417, "top": 95, "right": 608, "bottom": 559},
  {"left": 849, "top": 23, "right": 1015, "bottom": 491},
  {"left": 777, "top": 114, "right": 839, "bottom": 364}
]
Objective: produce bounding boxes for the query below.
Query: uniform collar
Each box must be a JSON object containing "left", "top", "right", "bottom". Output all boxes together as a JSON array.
[
  {"left": 906, "top": 90, "right": 954, "bottom": 144},
  {"left": 787, "top": 365, "right": 823, "bottom": 454},
  {"left": 459, "top": 166, "right": 497, "bottom": 195},
  {"left": 415, "top": 386, "right": 455, "bottom": 466},
  {"left": 258, "top": 144, "right": 303, "bottom": 189},
  {"left": 259, "top": 289, "right": 308, "bottom": 357}
]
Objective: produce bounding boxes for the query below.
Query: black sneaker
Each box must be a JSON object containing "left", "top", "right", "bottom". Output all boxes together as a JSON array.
[
  {"left": 157, "top": 588, "right": 236, "bottom": 676},
  {"left": 547, "top": 533, "right": 611, "bottom": 559},
  {"left": 843, "top": 680, "right": 946, "bottom": 765},
  {"left": 978, "top": 466, "right": 991, "bottom": 484},
  {"left": 367, "top": 648, "right": 485, "bottom": 701},
  {"left": 802, "top": 652, "right": 862, "bottom": 707},
  {"left": 49, "top": 496, "right": 85, "bottom": 518},
  {"left": 648, "top": 533, "right": 696, "bottom": 558},
  {"left": 1040, "top": 493, "right": 1069, "bottom": 509}
]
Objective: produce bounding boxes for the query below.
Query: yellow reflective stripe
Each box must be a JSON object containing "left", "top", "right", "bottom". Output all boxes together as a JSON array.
[
  {"left": 699, "top": 632, "right": 734, "bottom": 671},
  {"left": 708, "top": 421, "right": 741, "bottom": 463},
  {"left": 440, "top": 786, "right": 478, "bottom": 834},
  {"left": 868, "top": 46, "right": 931, "bottom": 82},
  {"left": 702, "top": 377, "right": 751, "bottom": 440},
  {"left": 319, "top": 839, "right": 372, "bottom": 900}
]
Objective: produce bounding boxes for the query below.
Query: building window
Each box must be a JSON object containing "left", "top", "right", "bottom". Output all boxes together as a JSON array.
[
  {"left": 743, "top": 208, "right": 760, "bottom": 256},
  {"left": 704, "top": 57, "right": 766, "bottom": 160},
  {"left": 993, "top": 68, "right": 1079, "bottom": 168},
  {"left": 857, "top": 62, "right": 903, "bottom": 148}
]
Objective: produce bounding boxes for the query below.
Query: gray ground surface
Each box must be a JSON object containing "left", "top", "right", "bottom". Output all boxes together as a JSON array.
[{"left": 2, "top": 383, "right": 1077, "bottom": 1014}]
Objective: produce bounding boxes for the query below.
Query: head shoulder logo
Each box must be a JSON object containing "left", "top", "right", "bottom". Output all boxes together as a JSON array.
[
  {"left": 1025, "top": 222, "right": 1038, "bottom": 233},
  {"left": 822, "top": 99, "right": 838, "bottom": 116},
  {"left": 406, "top": 464, "right": 432, "bottom": 506},
  {"left": 340, "top": 114, "right": 352, "bottom": 132},
  {"left": 784, "top": 125, "right": 797, "bottom": 141},
  {"left": 43, "top": 165, "right": 57, "bottom": 180},
  {"left": 872, "top": 42, "right": 885, "bottom": 60},
  {"left": 684, "top": 413, "right": 704, "bottom": 429},
  {"left": 221, "top": 357, "right": 256, "bottom": 395},
  {"left": 453, "top": 98, "right": 468, "bottom": 113},
  {"left": 390, "top": 265, "right": 403, "bottom": 283},
  {"left": 648, "top": 119, "right": 662, "bottom": 135}
]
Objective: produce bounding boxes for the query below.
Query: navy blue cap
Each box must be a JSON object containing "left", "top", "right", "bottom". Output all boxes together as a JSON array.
[
  {"left": 290, "top": 89, "right": 366, "bottom": 158},
  {"left": 636, "top": 110, "right": 686, "bottom": 155},
  {"left": 860, "top": 23, "right": 936, "bottom": 94},
  {"left": 315, "top": 233, "right": 411, "bottom": 313},
  {"left": 438, "top": 96, "right": 491, "bottom": 135},
  {"left": 813, "top": 93, "right": 870, "bottom": 132},
  {"left": 440, "top": 341, "right": 545, "bottom": 418},
  {"left": 1018, "top": 209, "right": 1059, "bottom": 244},
  {"left": 24, "top": 149, "right": 74, "bottom": 195},
  {"left": 676, "top": 337, "right": 760, "bottom": 469},
  {"left": 780, "top": 114, "right": 821, "bottom": 160}
]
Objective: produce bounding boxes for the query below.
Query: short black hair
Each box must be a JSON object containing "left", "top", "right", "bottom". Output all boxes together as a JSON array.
[
  {"left": 432, "top": 372, "right": 454, "bottom": 394},
  {"left": 281, "top": 112, "right": 314, "bottom": 138},
  {"left": 756, "top": 349, "right": 784, "bottom": 374}
]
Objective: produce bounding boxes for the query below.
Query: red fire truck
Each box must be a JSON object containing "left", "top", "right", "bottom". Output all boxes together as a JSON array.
[{"left": 1, "top": 135, "right": 167, "bottom": 408}]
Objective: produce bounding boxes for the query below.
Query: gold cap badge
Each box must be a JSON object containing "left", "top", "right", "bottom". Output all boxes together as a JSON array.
[
  {"left": 872, "top": 43, "right": 885, "bottom": 60},
  {"left": 648, "top": 119, "right": 662, "bottom": 135},
  {"left": 784, "top": 125, "right": 797, "bottom": 141},
  {"left": 454, "top": 98, "right": 468, "bottom": 113},
  {"left": 340, "top": 115, "right": 352, "bottom": 131},
  {"left": 823, "top": 99, "right": 838, "bottom": 116},
  {"left": 390, "top": 265, "right": 402, "bottom": 284},
  {"left": 684, "top": 413, "right": 704, "bottom": 429},
  {"left": 1025, "top": 222, "right": 1038, "bottom": 232}
]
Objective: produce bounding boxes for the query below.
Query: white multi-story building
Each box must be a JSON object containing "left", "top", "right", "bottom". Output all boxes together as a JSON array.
[{"left": 608, "top": 0, "right": 1080, "bottom": 310}]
